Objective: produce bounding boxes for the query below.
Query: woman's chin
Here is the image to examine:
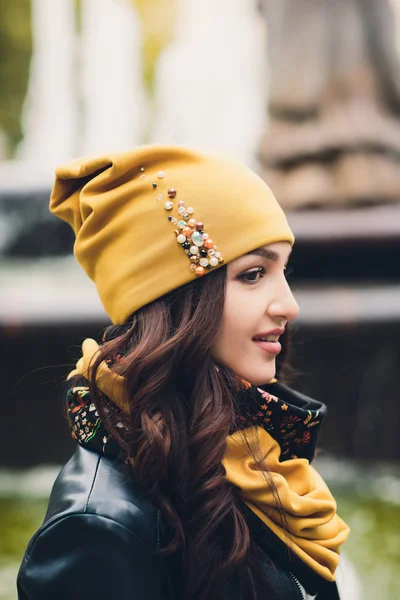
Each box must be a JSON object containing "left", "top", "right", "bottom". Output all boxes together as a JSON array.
[{"left": 236, "top": 364, "right": 276, "bottom": 387}]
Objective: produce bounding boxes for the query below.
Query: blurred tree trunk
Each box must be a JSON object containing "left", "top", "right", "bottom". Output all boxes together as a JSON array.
[{"left": 258, "top": 0, "right": 400, "bottom": 209}]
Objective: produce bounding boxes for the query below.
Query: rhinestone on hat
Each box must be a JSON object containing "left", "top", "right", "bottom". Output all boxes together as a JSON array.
[{"left": 147, "top": 167, "right": 225, "bottom": 276}]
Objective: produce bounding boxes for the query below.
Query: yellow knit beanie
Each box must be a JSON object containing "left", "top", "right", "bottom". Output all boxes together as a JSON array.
[{"left": 50, "top": 144, "right": 294, "bottom": 325}]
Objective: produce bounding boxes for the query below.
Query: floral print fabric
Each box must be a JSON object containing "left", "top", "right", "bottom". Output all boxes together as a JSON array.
[
  {"left": 233, "top": 383, "right": 324, "bottom": 462},
  {"left": 67, "top": 386, "right": 121, "bottom": 459},
  {"left": 67, "top": 380, "right": 325, "bottom": 464}
]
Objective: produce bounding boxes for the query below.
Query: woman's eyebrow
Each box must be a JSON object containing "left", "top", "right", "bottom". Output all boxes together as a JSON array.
[{"left": 244, "top": 247, "right": 292, "bottom": 262}]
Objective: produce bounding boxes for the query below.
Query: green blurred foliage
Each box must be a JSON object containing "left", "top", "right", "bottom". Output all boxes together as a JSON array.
[
  {"left": 0, "top": 0, "right": 32, "bottom": 155},
  {"left": 0, "top": 498, "right": 47, "bottom": 564},
  {"left": 335, "top": 493, "right": 400, "bottom": 600},
  {"left": 1, "top": 492, "right": 400, "bottom": 599}
]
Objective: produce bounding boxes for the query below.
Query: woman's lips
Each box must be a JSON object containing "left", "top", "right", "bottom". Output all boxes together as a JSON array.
[{"left": 252, "top": 340, "right": 282, "bottom": 355}]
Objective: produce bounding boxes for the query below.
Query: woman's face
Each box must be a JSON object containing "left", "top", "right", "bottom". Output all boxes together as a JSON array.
[{"left": 212, "top": 241, "right": 299, "bottom": 386}]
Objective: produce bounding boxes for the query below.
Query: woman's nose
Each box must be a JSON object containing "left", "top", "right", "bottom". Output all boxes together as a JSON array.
[{"left": 268, "top": 278, "right": 300, "bottom": 322}]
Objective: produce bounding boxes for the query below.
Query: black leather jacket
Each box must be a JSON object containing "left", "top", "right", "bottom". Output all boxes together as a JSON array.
[
  {"left": 17, "top": 448, "right": 341, "bottom": 599},
  {"left": 17, "top": 384, "right": 342, "bottom": 599}
]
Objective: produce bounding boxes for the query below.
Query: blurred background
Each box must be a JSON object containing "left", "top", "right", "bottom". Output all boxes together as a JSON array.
[{"left": 1, "top": 0, "right": 400, "bottom": 598}]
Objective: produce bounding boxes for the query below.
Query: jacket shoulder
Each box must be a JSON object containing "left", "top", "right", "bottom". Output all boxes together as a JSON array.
[
  {"left": 40, "top": 444, "right": 159, "bottom": 550},
  {"left": 17, "top": 447, "right": 168, "bottom": 599}
]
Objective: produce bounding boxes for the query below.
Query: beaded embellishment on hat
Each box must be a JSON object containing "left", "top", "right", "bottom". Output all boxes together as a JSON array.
[
  {"left": 169, "top": 199, "right": 224, "bottom": 276},
  {"left": 139, "top": 166, "right": 224, "bottom": 276}
]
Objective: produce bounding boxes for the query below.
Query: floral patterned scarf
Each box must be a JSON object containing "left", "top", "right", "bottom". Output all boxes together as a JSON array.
[{"left": 66, "top": 338, "right": 350, "bottom": 584}]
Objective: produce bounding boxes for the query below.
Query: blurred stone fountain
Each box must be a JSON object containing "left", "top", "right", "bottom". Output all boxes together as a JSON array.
[
  {"left": 16, "top": 0, "right": 147, "bottom": 164},
  {"left": 2, "top": 0, "right": 148, "bottom": 266},
  {"left": 151, "top": 0, "right": 268, "bottom": 167}
]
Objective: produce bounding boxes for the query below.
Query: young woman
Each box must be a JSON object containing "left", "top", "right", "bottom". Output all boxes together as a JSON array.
[{"left": 17, "top": 145, "right": 350, "bottom": 599}]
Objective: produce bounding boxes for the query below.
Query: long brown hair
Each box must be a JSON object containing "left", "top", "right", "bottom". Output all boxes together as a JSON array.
[{"left": 69, "top": 265, "right": 287, "bottom": 599}]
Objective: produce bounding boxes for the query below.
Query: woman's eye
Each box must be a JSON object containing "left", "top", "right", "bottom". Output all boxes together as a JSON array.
[{"left": 237, "top": 267, "right": 265, "bottom": 283}]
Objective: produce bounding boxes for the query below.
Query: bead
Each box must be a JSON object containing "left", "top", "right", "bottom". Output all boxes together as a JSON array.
[
  {"left": 191, "top": 231, "right": 204, "bottom": 247},
  {"left": 207, "top": 249, "right": 216, "bottom": 257},
  {"left": 187, "top": 207, "right": 194, "bottom": 214},
  {"left": 178, "top": 200, "right": 185, "bottom": 207},
  {"left": 174, "top": 229, "right": 179, "bottom": 235},
  {"left": 190, "top": 263, "right": 197, "bottom": 272},
  {"left": 200, "top": 249, "right": 208, "bottom": 257},
  {"left": 152, "top": 183, "right": 157, "bottom": 189},
  {"left": 190, "top": 255, "right": 199, "bottom": 263},
  {"left": 178, "top": 206, "right": 186, "bottom": 215},
  {"left": 218, "top": 256, "right": 224, "bottom": 263},
  {"left": 199, "top": 258, "right": 209, "bottom": 267},
  {"left": 170, "top": 217, "right": 177, "bottom": 224},
  {"left": 206, "top": 264, "right": 212, "bottom": 270},
  {"left": 196, "top": 222, "right": 204, "bottom": 231},
  {"left": 178, "top": 220, "right": 187, "bottom": 229},
  {"left": 203, "top": 233, "right": 209, "bottom": 240},
  {"left": 210, "top": 256, "right": 219, "bottom": 267},
  {"left": 182, "top": 242, "right": 190, "bottom": 249},
  {"left": 140, "top": 174, "right": 146, "bottom": 180},
  {"left": 140, "top": 167, "right": 145, "bottom": 172},
  {"left": 190, "top": 246, "right": 199, "bottom": 255},
  {"left": 168, "top": 188, "right": 177, "bottom": 198},
  {"left": 204, "top": 239, "right": 214, "bottom": 249},
  {"left": 167, "top": 216, "right": 173, "bottom": 221},
  {"left": 184, "top": 249, "right": 191, "bottom": 255},
  {"left": 188, "top": 218, "right": 197, "bottom": 228},
  {"left": 164, "top": 201, "right": 173, "bottom": 210},
  {"left": 183, "top": 213, "right": 190, "bottom": 220},
  {"left": 195, "top": 266, "right": 205, "bottom": 276},
  {"left": 157, "top": 193, "right": 164, "bottom": 201},
  {"left": 215, "top": 251, "right": 221, "bottom": 258},
  {"left": 182, "top": 226, "right": 192, "bottom": 237},
  {"left": 177, "top": 234, "right": 186, "bottom": 244},
  {"left": 157, "top": 170, "right": 165, "bottom": 178}
]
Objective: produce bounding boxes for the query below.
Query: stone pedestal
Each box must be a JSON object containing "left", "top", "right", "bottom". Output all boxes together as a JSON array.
[{"left": 259, "top": 0, "right": 400, "bottom": 209}]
